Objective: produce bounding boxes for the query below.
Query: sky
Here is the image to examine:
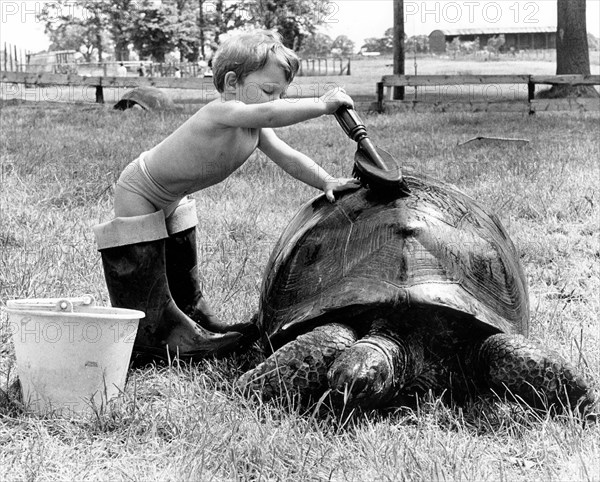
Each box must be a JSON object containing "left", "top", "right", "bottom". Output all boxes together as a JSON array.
[
  {"left": 1, "top": 0, "right": 599, "bottom": 53},
  {"left": 321, "top": 0, "right": 600, "bottom": 47}
]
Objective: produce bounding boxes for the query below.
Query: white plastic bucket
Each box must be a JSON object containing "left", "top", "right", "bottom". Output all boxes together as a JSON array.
[{"left": 6, "top": 295, "right": 144, "bottom": 416}]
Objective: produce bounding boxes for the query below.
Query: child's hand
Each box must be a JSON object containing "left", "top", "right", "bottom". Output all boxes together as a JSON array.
[
  {"left": 321, "top": 88, "right": 354, "bottom": 114},
  {"left": 323, "top": 177, "right": 361, "bottom": 202}
]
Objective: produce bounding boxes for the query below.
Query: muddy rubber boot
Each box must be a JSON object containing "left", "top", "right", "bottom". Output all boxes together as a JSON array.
[
  {"left": 93, "top": 211, "right": 243, "bottom": 363},
  {"left": 164, "top": 198, "right": 258, "bottom": 343}
]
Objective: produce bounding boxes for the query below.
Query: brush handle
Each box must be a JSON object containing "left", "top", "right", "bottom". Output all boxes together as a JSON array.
[
  {"left": 334, "top": 106, "right": 389, "bottom": 171},
  {"left": 334, "top": 106, "right": 368, "bottom": 142},
  {"left": 358, "top": 139, "right": 389, "bottom": 171}
]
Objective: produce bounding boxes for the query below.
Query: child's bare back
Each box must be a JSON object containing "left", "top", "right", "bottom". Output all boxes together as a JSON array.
[
  {"left": 116, "top": 93, "right": 360, "bottom": 217},
  {"left": 115, "top": 101, "right": 260, "bottom": 216},
  {"left": 145, "top": 102, "right": 261, "bottom": 195}
]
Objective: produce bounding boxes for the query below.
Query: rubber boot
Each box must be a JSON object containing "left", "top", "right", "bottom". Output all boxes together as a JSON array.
[
  {"left": 164, "top": 198, "right": 258, "bottom": 343},
  {"left": 93, "top": 211, "right": 242, "bottom": 363}
]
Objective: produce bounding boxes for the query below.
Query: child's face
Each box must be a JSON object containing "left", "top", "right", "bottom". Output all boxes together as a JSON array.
[{"left": 235, "top": 59, "right": 290, "bottom": 104}]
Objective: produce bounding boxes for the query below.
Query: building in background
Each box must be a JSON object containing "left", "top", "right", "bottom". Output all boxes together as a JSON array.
[{"left": 429, "top": 26, "right": 556, "bottom": 54}]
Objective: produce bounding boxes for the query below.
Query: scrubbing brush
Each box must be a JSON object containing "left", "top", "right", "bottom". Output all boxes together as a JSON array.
[{"left": 334, "top": 106, "right": 410, "bottom": 196}]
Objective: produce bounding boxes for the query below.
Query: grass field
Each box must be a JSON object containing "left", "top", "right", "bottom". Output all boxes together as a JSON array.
[{"left": 0, "top": 99, "right": 599, "bottom": 481}]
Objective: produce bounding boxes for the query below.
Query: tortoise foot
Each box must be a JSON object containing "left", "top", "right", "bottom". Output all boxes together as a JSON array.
[
  {"left": 478, "top": 333, "right": 597, "bottom": 416},
  {"left": 238, "top": 323, "right": 357, "bottom": 403}
]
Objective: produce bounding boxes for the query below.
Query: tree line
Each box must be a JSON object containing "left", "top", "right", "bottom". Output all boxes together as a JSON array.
[{"left": 37, "top": 0, "right": 356, "bottom": 63}]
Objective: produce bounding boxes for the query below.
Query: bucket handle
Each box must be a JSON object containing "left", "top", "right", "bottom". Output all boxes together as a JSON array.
[{"left": 55, "top": 295, "right": 95, "bottom": 312}]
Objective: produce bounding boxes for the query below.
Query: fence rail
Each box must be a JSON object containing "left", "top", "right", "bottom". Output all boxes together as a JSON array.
[
  {"left": 3, "top": 71, "right": 599, "bottom": 114},
  {"left": 377, "top": 74, "right": 600, "bottom": 113},
  {"left": 49, "top": 61, "right": 209, "bottom": 78},
  {"left": 0, "top": 71, "right": 217, "bottom": 104},
  {"left": 0, "top": 69, "right": 359, "bottom": 105},
  {"left": 1, "top": 71, "right": 214, "bottom": 89}
]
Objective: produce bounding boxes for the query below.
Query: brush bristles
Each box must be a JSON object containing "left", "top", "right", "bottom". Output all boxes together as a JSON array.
[{"left": 352, "top": 166, "right": 411, "bottom": 197}]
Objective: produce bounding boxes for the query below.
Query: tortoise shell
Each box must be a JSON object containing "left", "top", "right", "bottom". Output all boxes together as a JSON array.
[
  {"left": 259, "top": 174, "right": 529, "bottom": 351},
  {"left": 114, "top": 86, "right": 177, "bottom": 111}
]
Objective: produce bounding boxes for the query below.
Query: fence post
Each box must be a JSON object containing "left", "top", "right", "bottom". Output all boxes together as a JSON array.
[
  {"left": 527, "top": 76, "right": 535, "bottom": 115},
  {"left": 14, "top": 45, "right": 18, "bottom": 72},
  {"left": 3, "top": 43, "right": 7, "bottom": 71},
  {"left": 377, "top": 81, "right": 384, "bottom": 113},
  {"left": 95, "top": 85, "right": 104, "bottom": 104}
]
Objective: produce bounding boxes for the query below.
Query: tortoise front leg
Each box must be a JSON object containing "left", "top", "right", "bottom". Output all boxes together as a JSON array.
[
  {"left": 238, "top": 323, "right": 357, "bottom": 403},
  {"left": 477, "top": 333, "right": 598, "bottom": 416}
]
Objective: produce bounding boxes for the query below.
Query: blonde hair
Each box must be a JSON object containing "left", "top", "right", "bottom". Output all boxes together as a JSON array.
[{"left": 212, "top": 30, "right": 299, "bottom": 92}]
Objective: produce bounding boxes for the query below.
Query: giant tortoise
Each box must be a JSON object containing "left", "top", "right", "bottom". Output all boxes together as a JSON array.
[{"left": 239, "top": 174, "right": 597, "bottom": 415}]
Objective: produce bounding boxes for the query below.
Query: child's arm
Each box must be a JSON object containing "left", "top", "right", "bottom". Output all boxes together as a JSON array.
[
  {"left": 259, "top": 127, "right": 360, "bottom": 202},
  {"left": 212, "top": 90, "right": 353, "bottom": 129}
]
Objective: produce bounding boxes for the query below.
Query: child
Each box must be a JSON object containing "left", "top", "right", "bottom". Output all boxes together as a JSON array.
[{"left": 93, "top": 30, "right": 360, "bottom": 362}]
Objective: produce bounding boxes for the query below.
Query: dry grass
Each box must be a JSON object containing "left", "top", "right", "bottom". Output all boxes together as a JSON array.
[{"left": 0, "top": 101, "right": 599, "bottom": 481}]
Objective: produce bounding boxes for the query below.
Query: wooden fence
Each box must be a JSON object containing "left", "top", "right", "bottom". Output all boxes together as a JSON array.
[
  {"left": 0, "top": 70, "right": 355, "bottom": 105},
  {"left": 377, "top": 74, "right": 600, "bottom": 113},
  {"left": 2, "top": 43, "right": 31, "bottom": 72},
  {"left": 49, "top": 61, "right": 209, "bottom": 78},
  {"left": 3, "top": 71, "right": 599, "bottom": 114},
  {"left": 0, "top": 71, "right": 217, "bottom": 104},
  {"left": 2, "top": 44, "right": 350, "bottom": 79},
  {"left": 298, "top": 57, "right": 351, "bottom": 76}
]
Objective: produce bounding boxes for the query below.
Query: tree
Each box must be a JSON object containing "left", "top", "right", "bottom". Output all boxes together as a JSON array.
[
  {"left": 299, "top": 33, "right": 332, "bottom": 57},
  {"left": 174, "top": 5, "right": 201, "bottom": 61},
  {"left": 73, "top": 1, "right": 107, "bottom": 61},
  {"left": 361, "top": 30, "right": 393, "bottom": 55},
  {"left": 130, "top": 0, "right": 207, "bottom": 62},
  {"left": 486, "top": 34, "right": 505, "bottom": 56},
  {"left": 38, "top": 0, "right": 337, "bottom": 63},
  {"left": 331, "top": 35, "right": 355, "bottom": 56},
  {"left": 39, "top": 1, "right": 110, "bottom": 61},
  {"left": 239, "top": 0, "right": 331, "bottom": 50},
  {"left": 538, "top": 0, "right": 598, "bottom": 98},
  {"left": 45, "top": 23, "right": 96, "bottom": 61},
  {"left": 383, "top": 28, "right": 394, "bottom": 53},
  {"left": 38, "top": 0, "right": 137, "bottom": 61},
  {"left": 165, "top": 0, "right": 205, "bottom": 62},
  {"left": 406, "top": 35, "right": 429, "bottom": 54},
  {"left": 39, "top": 0, "right": 207, "bottom": 63},
  {"left": 130, "top": 1, "right": 180, "bottom": 62},
  {"left": 446, "top": 37, "right": 461, "bottom": 59},
  {"left": 104, "top": 0, "right": 137, "bottom": 61}
]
